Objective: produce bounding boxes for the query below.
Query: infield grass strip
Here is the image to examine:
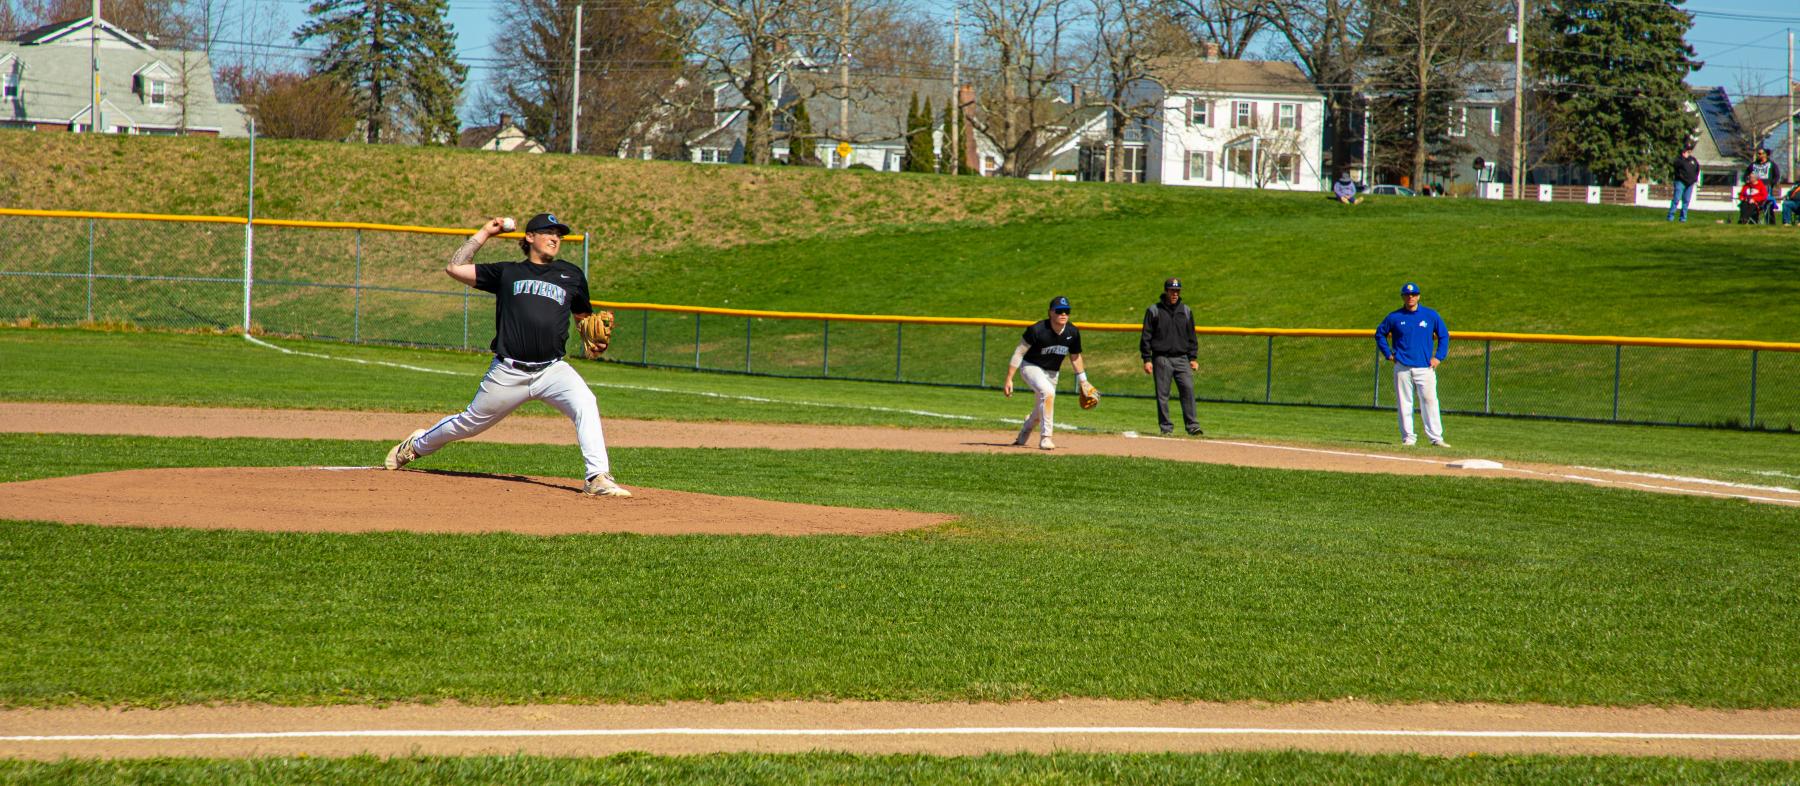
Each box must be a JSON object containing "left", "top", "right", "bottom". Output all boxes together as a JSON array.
[
  {"left": 5, "top": 752, "right": 1800, "bottom": 785},
  {"left": 1, "top": 434, "right": 1796, "bottom": 708},
  {"left": 4, "top": 327, "right": 1797, "bottom": 486}
]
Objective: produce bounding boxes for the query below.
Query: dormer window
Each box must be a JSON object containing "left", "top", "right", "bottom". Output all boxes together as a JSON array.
[
  {"left": 2, "top": 72, "right": 14, "bottom": 99},
  {"left": 148, "top": 79, "right": 167, "bottom": 106}
]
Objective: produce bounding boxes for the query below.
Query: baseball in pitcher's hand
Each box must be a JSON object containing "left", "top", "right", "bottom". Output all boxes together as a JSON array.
[{"left": 1143, "top": 361, "right": 1153, "bottom": 375}]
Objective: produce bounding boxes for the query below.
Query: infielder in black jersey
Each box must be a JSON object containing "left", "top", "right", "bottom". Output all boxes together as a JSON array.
[
  {"left": 1003, "top": 295, "right": 1089, "bottom": 450},
  {"left": 383, "top": 213, "right": 630, "bottom": 497}
]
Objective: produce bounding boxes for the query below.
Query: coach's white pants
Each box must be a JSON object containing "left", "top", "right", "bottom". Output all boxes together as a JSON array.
[
  {"left": 413, "top": 359, "right": 611, "bottom": 478},
  {"left": 1395, "top": 363, "right": 1443, "bottom": 445},
  {"left": 1015, "top": 364, "right": 1060, "bottom": 441}
]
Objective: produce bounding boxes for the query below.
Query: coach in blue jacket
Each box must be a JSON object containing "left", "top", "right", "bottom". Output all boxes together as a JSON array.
[{"left": 1376, "top": 282, "right": 1450, "bottom": 447}]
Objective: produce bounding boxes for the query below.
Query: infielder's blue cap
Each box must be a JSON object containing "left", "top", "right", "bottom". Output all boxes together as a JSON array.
[
  {"left": 1049, "top": 295, "right": 1071, "bottom": 311},
  {"left": 1401, "top": 282, "right": 1421, "bottom": 295}
]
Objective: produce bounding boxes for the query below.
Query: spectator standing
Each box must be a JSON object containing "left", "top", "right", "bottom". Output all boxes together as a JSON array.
[
  {"left": 1746, "top": 147, "right": 1782, "bottom": 186},
  {"left": 1668, "top": 144, "right": 1700, "bottom": 222}
]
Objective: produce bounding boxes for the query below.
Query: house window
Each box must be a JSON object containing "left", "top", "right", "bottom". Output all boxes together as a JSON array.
[
  {"left": 1233, "top": 101, "right": 1252, "bottom": 128},
  {"left": 698, "top": 148, "right": 722, "bottom": 164},
  {"left": 1227, "top": 148, "right": 1253, "bottom": 177},
  {"left": 1491, "top": 107, "right": 1503, "bottom": 135},
  {"left": 1277, "top": 103, "right": 1296, "bottom": 130},
  {"left": 1448, "top": 106, "right": 1467, "bottom": 138},
  {"left": 1, "top": 72, "right": 13, "bottom": 99},
  {"left": 1186, "top": 150, "right": 1213, "bottom": 181},
  {"left": 149, "top": 79, "right": 167, "bottom": 107},
  {"left": 1274, "top": 154, "right": 1297, "bottom": 183},
  {"left": 1189, "top": 99, "right": 1208, "bottom": 127}
]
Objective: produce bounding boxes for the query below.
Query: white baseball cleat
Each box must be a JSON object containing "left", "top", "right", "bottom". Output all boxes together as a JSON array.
[
  {"left": 584, "top": 473, "right": 633, "bottom": 498},
  {"left": 384, "top": 429, "right": 426, "bottom": 470},
  {"left": 1430, "top": 440, "right": 1452, "bottom": 448},
  {"left": 1039, "top": 436, "right": 1056, "bottom": 450}
]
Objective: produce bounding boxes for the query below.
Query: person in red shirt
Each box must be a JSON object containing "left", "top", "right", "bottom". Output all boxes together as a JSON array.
[{"left": 1738, "top": 175, "right": 1770, "bottom": 224}]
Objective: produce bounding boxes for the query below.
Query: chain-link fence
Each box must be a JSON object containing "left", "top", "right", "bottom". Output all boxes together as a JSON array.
[{"left": 2, "top": 209, "right": 1795, "bottom": 431}]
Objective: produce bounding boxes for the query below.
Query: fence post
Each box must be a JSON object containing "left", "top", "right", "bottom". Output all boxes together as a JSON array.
[
  {"left": 85, "top": 218, "right": 95, "bottom": 322},
  {"left": 1483, "top": 340, "right": 1492, "bottom": 414},
  {"left": 895, "top": 322, "right": 904, "bottom": 381},
  {"left": 241, "top": 118, "right": 256, "bottom": 334},
  {"left": 1749, "top": 349, "right": 1759, "bottom": 428},
  {"left": 641, "top": 310, "right": 649, "bottom": 365},
  {"left": 980, "top": 325, "right": 988, "bottom": 387},
  {"left": 582, "top": 234, "right": 590, "bottom": 279},
  {"left": 1264, "top": 336, "right": 1274, "bottom": 403},
  {"left": 461, "top": 289, "right": 469, "bottom": 350},
  {"left": 1371, "top": 349, "right": 1380, "bottom": 406},
  {"left": 352, "top": 229, "right": 362, "bottom": 343},
  {"left": 823, "top": 321, "right": 831, "bottom": 377},
  {"left": 693, "top": 313, "right": 701, "bottom": 370},
  {"left": 1612, "top": 345, "right": 1622, "bottom": 421},
  {"left": 744, "top": 317, "right": 752, "bottom": 372}
]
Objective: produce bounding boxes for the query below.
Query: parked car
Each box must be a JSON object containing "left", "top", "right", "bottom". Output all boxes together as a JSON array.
[{"left": 1369, "top": 184, "right": 1418, "bottom": 197}]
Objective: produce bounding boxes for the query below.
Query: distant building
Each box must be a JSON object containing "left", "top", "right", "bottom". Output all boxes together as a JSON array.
[
  {"left": 458, "top": 113, "right": 545, "bottom": 153},
  {"left": 0, "top": 15, "right": 246, "bottom": 136},
  {"left": 1127, "top": 55, "right": 1327, "bottom": 191}
]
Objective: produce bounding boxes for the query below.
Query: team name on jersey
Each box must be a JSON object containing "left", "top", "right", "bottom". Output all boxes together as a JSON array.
[
  {"left": 1039, "top": 345, "right": 1071, "bottom": 356},
  {"left": 512, "top": 279, "right": 568, "bottom": 305}
]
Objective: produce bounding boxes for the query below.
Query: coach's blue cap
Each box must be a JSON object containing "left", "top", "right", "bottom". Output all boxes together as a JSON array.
[
  {"left": 1049, "top": 295, "right": 1071, "bottom": 311},
  {"left": 1400, "top": 282, "right": 1421, "bottom": 295}
]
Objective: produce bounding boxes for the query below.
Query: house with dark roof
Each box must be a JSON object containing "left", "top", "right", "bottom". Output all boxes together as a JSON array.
[
  {"left": 458, "top": 112, "right": 545, "bottom": 153},
  {"left": 0, "top": 15, "right": 246, "bottom": 136},
  {"left": 1127, "top": 55, "right": 1326, "bottom": 190}
]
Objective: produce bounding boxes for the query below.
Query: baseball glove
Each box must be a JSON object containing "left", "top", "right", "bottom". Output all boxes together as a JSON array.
[
  {"left": 579, "top": 310, "right": 615, "bottom": 359},
  {"left": 1079, "top": 381, "right": 1101, "bottom": 409}
]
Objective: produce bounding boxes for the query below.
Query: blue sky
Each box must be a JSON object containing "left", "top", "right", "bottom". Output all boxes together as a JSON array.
[{"left": 230, "top": 0, "right": 1800, "bottom": 125}]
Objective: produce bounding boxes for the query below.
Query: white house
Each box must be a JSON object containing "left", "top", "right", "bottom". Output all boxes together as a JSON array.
[
  {"left": 1131, "top": 56, "right": 1326, "bottom": 191},
  {"left": 458, "top": 113, "right": 545, "bottom": 153},
  {"left": 0, "top": 15, "right": 247, "bottom": 136}
]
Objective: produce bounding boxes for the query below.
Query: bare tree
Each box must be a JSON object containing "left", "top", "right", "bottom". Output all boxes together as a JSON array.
[
  {"left": 965, "top": 0, "right": 1090, "bottom": 177},
  {"left": 1159, "top": 0, "right": 1261, "bottom": 59},
  {"left": 1088, "top": 0, "right": 1184, "bottom": 181},
  {"left": 1365, "top": 0, "right": 1501, "bottom": 188},
  {"left": 677, "top": 0, "right": 831, "bottom": 164},
  {"left": 1725, "top": 73, "right": 1790, "bottom": 167},
  {"left": 16, "top": 0, "right": 194, "bottom": 39},
  {"left": 1254, "top": 0, "right": 1373, "bottom": 176}
]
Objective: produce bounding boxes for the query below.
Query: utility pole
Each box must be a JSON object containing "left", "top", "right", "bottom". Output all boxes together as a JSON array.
[
  {"left": 570, "top": 4, "right": 582, "bottom": 154},
  {"left": 1788, "top": 29, "right": 1794, "bottom": 179},
  {"left": 838, "top": 0, "right": 850, "bottom": 168},
  {"left": 89, "top": 0, "right": 100, "bottom": 132},
  {"left": 1362, "top": 97, "right": 1372, "bottom": 186},
  {"left": 951, "top": 3, "right": 961, "bottom": 174},
  {"left": 1511, "top": 0, "right": 1526, "bottom": 199}
]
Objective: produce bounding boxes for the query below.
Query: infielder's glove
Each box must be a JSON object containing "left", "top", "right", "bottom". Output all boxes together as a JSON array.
[
  {"left": 579, "top": 310, "right": 615, "bottom": 359},
  {"left": 1079, "top": 381, "right": 1101, "bottom": 409}
]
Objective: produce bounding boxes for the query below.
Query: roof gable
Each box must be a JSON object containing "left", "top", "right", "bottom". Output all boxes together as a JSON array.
[
  {"left": 19, "top": 16, "right": 154, "bottom": 50},
  {"left": 1145, "top": 57, "right": 1322, "bottom": 99}
]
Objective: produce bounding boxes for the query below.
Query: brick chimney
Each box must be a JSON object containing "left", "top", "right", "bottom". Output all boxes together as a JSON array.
[
  {"left": 499, "top": 112, "right": 513, "bottom": 129},
  {"left": 1201, "top": 41, "right": 1221, "bottom": 62}
]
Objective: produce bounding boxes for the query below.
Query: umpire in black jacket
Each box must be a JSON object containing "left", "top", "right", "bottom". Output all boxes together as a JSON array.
[{"left": 1140, "top": 277, "right": 1203, "bottom": 436}]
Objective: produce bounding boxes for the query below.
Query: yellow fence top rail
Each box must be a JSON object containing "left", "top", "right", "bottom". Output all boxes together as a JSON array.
[
  {"left": 0, "top": 207, "right": 582, "bottom": 241},
  {"left": 593, "top": 301, "right": 1800, "bottom": 353}
]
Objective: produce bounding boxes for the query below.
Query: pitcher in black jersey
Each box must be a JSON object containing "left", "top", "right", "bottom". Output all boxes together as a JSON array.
[
  {"left": 1002, "top": 295, "right": 1090, "bottom": 450},
  {"left": 383, "top": 213, "right": 630, "bottom": 497}
]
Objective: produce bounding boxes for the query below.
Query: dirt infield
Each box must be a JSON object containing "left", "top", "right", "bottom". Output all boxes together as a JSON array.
[
  {"left": 4, "top": 402, "right": 1797, "bottom": 506},
  {"left": 3, "top": 700, "right": 1799, "bottom": 761},
  {"left": 0, "top": 467, "right": 948, "bottom": 536}
]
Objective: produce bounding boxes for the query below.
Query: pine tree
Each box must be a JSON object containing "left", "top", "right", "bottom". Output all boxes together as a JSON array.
[
  {"left": 902, "top": 93, "right": 922, "bottom": 171},
  {"left": 788, "top": 99, "right": 816, "bottom": 165},
  {"left": 297, "top": 0, "right": 467, "bottom": 144},
  {"left": 1534, "top": 0, "right": 1699, "bottom": 183},
  {"left": 916, "top": 97, "right": 936, "bottom": 173},
  {"left": 938, "top": 103, "right": 956, "bottom": 174}
]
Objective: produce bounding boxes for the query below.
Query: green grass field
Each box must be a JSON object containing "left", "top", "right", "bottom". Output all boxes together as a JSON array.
[{"left": 5, "top": 751, "right": 1799, "bottom": 785}]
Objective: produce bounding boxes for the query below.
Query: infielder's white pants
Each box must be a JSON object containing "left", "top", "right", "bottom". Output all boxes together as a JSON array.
[
  {"left": 413, "top": 359, "right": 611, "bottom": 478},
  {"left": 1394, "top": 364, "right": 1443, "bottom": 445},
  {"left": 1015, "top": 364, "right": 1059, "bottom": 441}
]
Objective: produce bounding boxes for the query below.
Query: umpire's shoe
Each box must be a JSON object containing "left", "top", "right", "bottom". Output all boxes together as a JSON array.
[
  {"left": 384, "top": 429, "right": 426, "bottom": 470},
  {"left": 1187, "top": 426, "right": 1205, "bottom": 436},
  {"left": 584, "top": 473, "right": 633, "bottom": 498}
]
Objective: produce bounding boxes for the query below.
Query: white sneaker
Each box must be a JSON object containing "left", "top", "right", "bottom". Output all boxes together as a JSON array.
[
  {"left": 584, "top": 473, "right": 633, "bottom": 498},
  {"left": 1039, "top": 436, "right": 1056, "bottom": 450},
  {"left": 384, "top": 429, "right": 426, "bottom": 470},
  {"left": 1401, "top": 439, "right": 1417, "bottom": 447},
  {"left": 1430, "top": 440, "right": 1451, "bottom": 448}
]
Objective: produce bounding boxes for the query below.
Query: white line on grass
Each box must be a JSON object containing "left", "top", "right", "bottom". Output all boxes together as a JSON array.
[
  {"left": 1570, "top": 466, "right": 1799, "bottom": 495},
  {"left": 7, "top": 727, "right": 1800, "bottom": 742}
]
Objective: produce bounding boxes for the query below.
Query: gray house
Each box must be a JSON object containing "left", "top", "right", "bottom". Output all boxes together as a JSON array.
[{"left": 0, "top": 15, "right": 247, "bottom": 136}]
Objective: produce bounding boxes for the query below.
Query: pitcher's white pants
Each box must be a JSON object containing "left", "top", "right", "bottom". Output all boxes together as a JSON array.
[
  {"left": 1394, "top": 363, "right": 1443, "bottom": 445},
  {"left": 413, "top": 359, "right": 611, "bottom": 478},
  {"left": 1015, "top": 364, "right": 1060, "bottom": 441}
]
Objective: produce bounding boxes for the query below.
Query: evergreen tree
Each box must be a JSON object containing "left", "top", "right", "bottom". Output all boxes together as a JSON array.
[
  {"left": 788, "top": 99, "right": 817, "bottom": 165},
  {"left": 1534, "top": 0, "right": 1699, "bottom": 183},
  {"left": 915, "top": 97, "right": 937, "bottom": 173},
  {"left": 901, "top": 92, "right": 922, "bottom": 171},
  {"left": 938, "top": 103, "right": 956, "bottom": 173},
  {"left": 297, "top": 0, "right": 467, "bottom": 144}
]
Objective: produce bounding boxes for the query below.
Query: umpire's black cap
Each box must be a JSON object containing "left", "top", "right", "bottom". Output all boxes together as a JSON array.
[
  {"left": 1164, "top": 277, "right": 1182, "bottom": 290},
  {"left": 524, "top": 213, "right": 571, "bottom": 236}
]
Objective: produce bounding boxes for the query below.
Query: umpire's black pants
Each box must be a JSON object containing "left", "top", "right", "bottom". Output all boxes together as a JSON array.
[{"left": 1152, "top": 355, "right": 1200, "bottom": 434}]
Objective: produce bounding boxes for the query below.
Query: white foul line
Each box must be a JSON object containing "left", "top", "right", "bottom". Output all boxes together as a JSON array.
[{"left": 6, "top": 726, "right": 1800, "bottom": 743}]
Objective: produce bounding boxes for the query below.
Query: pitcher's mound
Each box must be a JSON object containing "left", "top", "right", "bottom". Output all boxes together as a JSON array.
[{"left": 0, "top": 467, "right": 950, "bottom": 537}]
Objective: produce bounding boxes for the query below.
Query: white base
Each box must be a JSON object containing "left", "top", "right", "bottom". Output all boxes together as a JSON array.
[{"left": 1448, "top": 459, "right": 1505, "bottom": 470}]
